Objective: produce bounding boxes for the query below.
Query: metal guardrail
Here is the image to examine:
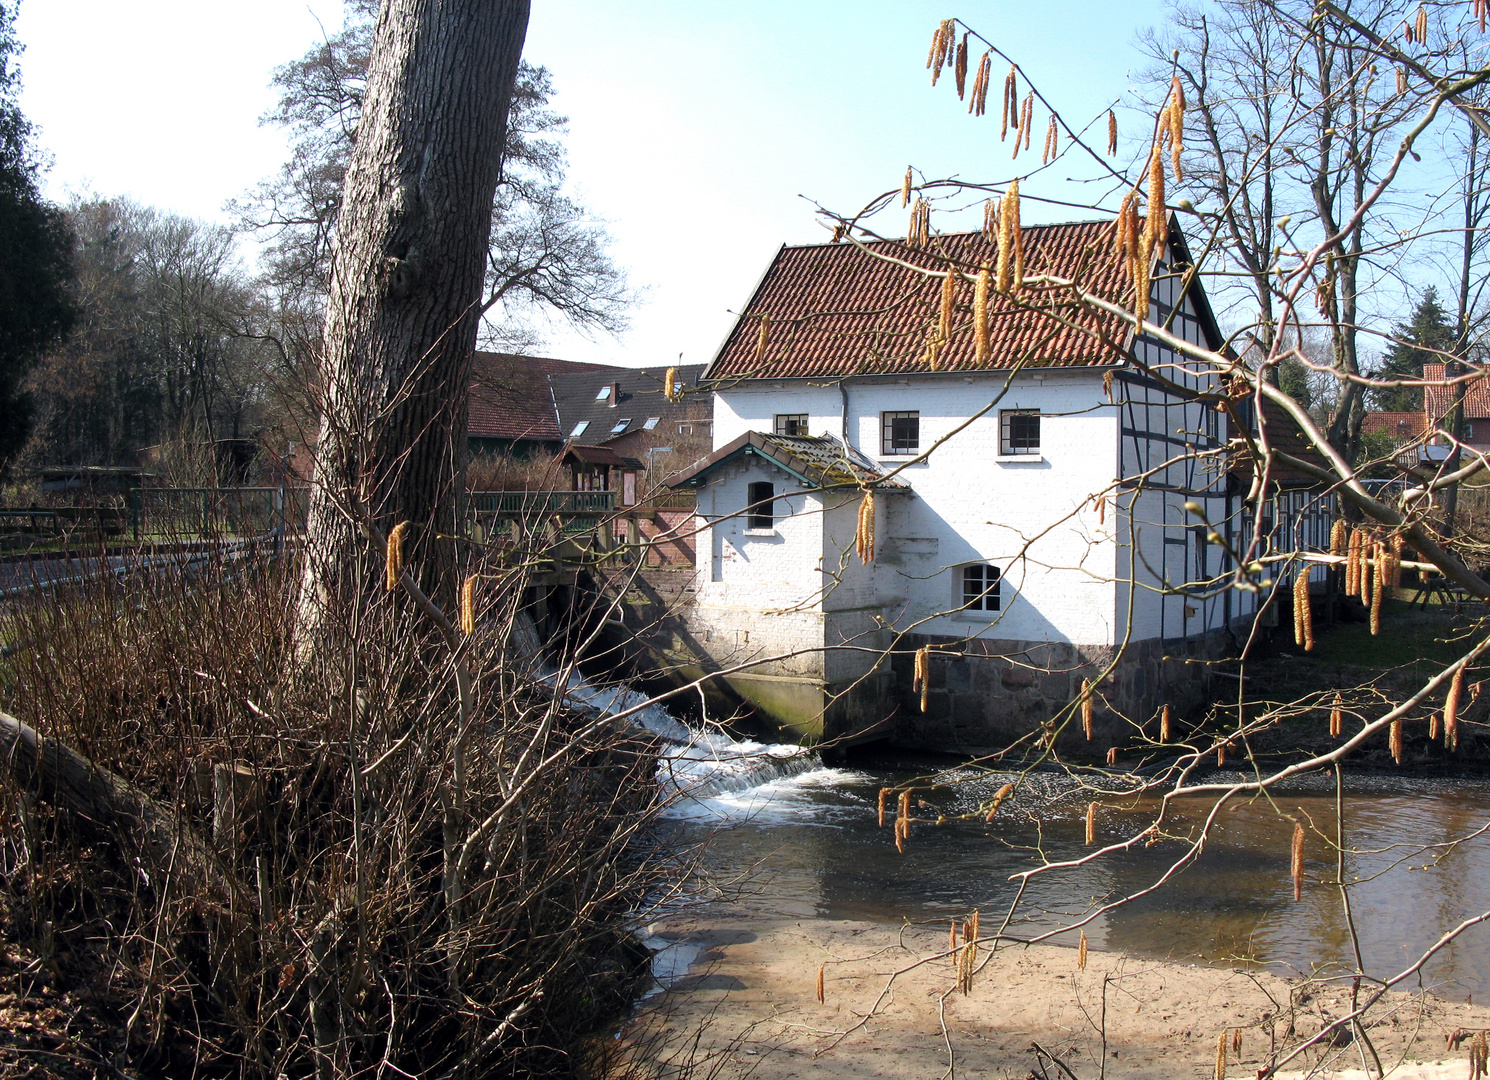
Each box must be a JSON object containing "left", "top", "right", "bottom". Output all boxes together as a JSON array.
[{"left": 467, "top": 490, "right": 617, "bottom": 515}]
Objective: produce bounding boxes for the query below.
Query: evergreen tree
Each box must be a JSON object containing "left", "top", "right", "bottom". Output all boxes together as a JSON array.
[
  {"left": 1372, "top": 287, "right": 1456, "bottom": 412},
  {"left": 0, "top": 2, "right": 74, "bottom": 470}
]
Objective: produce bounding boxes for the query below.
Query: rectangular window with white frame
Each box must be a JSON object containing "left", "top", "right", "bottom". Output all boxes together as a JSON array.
[
  {"left": 961, "top": 563, "right": 1001, "bottom": 611},
  {"left": 881, "top": 410, "right": 919, "bottom": 455},
  {"left": 999, "top": 409, "right": 1040, "bottom": 456}
]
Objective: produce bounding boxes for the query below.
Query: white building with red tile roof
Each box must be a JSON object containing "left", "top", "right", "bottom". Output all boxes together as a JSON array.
[{"left": 668, "top": 218, "right": 1329, "bottom": 752}]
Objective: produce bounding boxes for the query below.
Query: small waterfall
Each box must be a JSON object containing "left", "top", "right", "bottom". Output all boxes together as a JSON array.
[{"left": 546, "top": 665, "right": 823, "bottom": 802}]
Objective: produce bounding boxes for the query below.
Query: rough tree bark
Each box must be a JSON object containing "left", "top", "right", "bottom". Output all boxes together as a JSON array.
[{"left": 296, "top": 0, "right": 531, "bottom": 661}]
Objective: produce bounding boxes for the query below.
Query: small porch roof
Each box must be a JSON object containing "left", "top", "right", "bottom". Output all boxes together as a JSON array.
[
  {"left": 563, "top": 444, "right": 644, "bottom": 470},
  {"left": 666, "top": 431, "right": 913, "bottom": 492}
]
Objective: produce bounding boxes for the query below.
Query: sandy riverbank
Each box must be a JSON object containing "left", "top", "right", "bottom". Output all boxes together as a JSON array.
[{"left": 630, "top": 901, "right": 1490, "bottom": 1079}]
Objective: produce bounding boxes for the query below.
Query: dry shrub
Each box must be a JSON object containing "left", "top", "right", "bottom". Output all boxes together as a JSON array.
[{"left": 0, "top": 544, "right": 667, "bottom": 1078}]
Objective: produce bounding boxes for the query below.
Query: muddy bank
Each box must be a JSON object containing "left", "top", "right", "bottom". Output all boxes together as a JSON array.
[{"left": 634, "top": 901, "right": 1490, "bottom": 1080}]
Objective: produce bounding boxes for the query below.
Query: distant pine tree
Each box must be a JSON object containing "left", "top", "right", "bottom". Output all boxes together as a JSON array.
[{"left": 1372, "top": 288, "right": 1455, "bottom": 412}]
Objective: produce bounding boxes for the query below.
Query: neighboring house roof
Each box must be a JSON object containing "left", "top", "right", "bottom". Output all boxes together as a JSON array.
[
  {"left": 1422, "top": 361, "right": 1490, "bottom": 419},
  {"left": 550, "top": 364, "right": 710, "bottom": 444},
  {"left": 668, "top": 431, "right": 913, "bottom": 491},
  {"left": 468, "top": 352, "right": 622, "bottom": 443},
  {"left": 564, "top": 444, "right": 644, "bottom": 470},
  {"left": 704, "top": 218, "right": 1210, "bottom": 382},
  {"left": 1361, "top": 411, "right": 1429, "bottom": 444}
]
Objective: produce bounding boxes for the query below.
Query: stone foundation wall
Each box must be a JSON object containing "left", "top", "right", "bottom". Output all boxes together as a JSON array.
[{"left": 889, "top": 629, "right": 1235, "bottom": 756}]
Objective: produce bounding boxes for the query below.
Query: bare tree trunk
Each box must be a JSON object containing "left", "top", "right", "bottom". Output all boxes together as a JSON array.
[{"left": 296, "top": 0, "right": 531, "bottom": 662}]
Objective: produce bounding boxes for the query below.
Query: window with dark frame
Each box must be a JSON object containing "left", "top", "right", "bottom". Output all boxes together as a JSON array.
[
  {"left": 881, "top": 411, "right": 919, "bottom": 455},
  {"left": 747, "top": 481, "right": 776, "bottom": 530},
  {"left": 1000, "top": 410, "right": 1040, "bottom": 455},
  {"left": 774, "top": 413, "right": 809, "bottom": 436},
  {"left": 962, "top": 563, "right": 1001, "bottom": 611}
]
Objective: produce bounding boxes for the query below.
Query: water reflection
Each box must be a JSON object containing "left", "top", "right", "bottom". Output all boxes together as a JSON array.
[{"left": 672, "top": 761, "right": 1490, "bottom": 997}]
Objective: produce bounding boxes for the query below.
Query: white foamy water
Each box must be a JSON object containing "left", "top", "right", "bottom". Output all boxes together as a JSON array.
[{"left": 545, "top": 665, "right": 851, "bottom": 814}]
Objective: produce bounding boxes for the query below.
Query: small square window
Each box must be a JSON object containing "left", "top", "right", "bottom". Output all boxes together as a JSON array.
[
  {"left": 775, "top": 413, "right": 809, "bottom": 436},
  {"left": 1000, "top": 410, "right": 1040, "bottom": 455},
  {"left": 611, "top": 418, "right": 631, "bottom": 435},
  {"left": 643, "top": 417, "right": 661, "bottom": 430},
  {"left": 962, "top": 564, "right": 1001, "bottom": 611},
  {"left": 881, "top": 411, "right": 919, "bottom": 455},
  {"left": 747, "top": 481, "right": 775, "bottom": 530},
  {"left": 569, "top": 421, "right": 590, "bottom": 439}
]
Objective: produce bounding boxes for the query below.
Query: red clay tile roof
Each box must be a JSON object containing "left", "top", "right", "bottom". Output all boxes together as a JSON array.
[
  {"left": 468, "top": 352, "right": 622, "bottom": 442},
  {"left": 705, "top": 221, "right": 1143, "bottom": 381},
  {"left": 1422, "top": 362, "right": 1490, "bottom": 420},
  {"left": 1361, "top": 411, "right": 1428, "bottom": 442}
]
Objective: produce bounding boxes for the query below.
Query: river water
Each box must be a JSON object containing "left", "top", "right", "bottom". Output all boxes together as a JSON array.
[{"left": 569, "top": 674, "right": 1490, "bottom": 1000}]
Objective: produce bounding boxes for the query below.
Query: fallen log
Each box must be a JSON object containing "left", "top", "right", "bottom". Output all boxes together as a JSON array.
[{"left": 0, "top": 708, "right": 241, "bottom": 909}]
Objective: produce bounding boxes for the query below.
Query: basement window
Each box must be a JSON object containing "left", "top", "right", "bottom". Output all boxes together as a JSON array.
[
  {"left": 961, "top": 563, "right": 1001, "bottom": 612},
  {"left": 747, "top": 481, "right": 776, "bottom": 530}
]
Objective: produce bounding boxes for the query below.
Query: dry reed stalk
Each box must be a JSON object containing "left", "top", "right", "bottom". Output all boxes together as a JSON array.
[
  {"left": 901, "top": 166, "right": 913, "bottom": 208},
  {"left": 1108, "top": 109, "right": 1117, "bottom": 155},
  {"left": 1291, "top": 822, "right": 1306, "bottom": 900},
  {"left": 1085, "top": 802, "right": 1096, "bottom": 845},
  {"left": 1391, "top": 717, "right": 1405, "bottom": 763},
  {"left": 816, "top": 963, "right": 825, "bottom": 1003},
  {"left": 878, "top": 787, "right": 889, "bottom": 827},
  {"left": 386, "top": 520, "right": 410, "bottom": 591},
  {"left": 1430, "top": 712, "right": 1441, "bottom": 741},
  {"left": 1168, "top": 76, "right": 1185, "bottom": 181},
  {"left": 938, "top": 265, "right": 958, "bottom": 341},
  {"left": 1446, "top": 666, "right": 1466, "bottom": 752},
  {"left": 973, "top": 265, "right": 991, "bottom": 363},
  {"left": 1370, "top": 542, "right": 1386, "bottom": 634},
  {"left": 1081, "top": 679, "right": 1094, "bottom": 739},
  {"left": 1160, "top": 703, "right": 1172, "bottom": 742},
  {"left": 460, "top": 574, "right": 477, "bottom": 636},
  {"left": 857, "top": 491, "right": 876, "bottom": 563},
  {"left": 1330, "top": 693, "right": 1343, "bottom": 738},
  {"left": 1078, "top": 929, "right": 1088, "bottom": 969},
  {"left": 1330, "top": 518, "right": 1347, "bottom": 555},
  {"left": 985, "top": 782, "right": 1014, "bottom": 821},
  {"left": 1216, "top": 1031, "right": 1228, "bottom": 1080}
]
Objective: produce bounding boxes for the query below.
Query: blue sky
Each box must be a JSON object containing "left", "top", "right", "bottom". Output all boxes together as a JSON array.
[{"left": 16, "top": 0, "right": 1170, "bottom": 368}]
